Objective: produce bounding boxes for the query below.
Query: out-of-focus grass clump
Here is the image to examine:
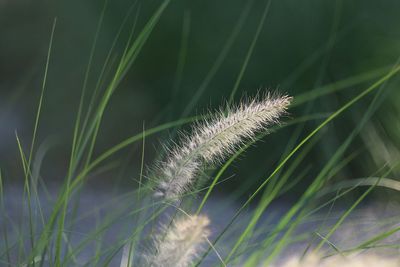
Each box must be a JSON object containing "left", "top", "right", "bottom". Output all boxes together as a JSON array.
[{"left": 1, "top": 0, "right": 400, "bottom": 266}]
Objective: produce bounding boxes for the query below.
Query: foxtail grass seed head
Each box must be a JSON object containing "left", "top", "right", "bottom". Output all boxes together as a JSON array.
[
  {"left": 146, "top": 215, "right": 210, "bottom": 267},
  {"left": 155, "top": 93, "right": 292, "bottom": 199}
]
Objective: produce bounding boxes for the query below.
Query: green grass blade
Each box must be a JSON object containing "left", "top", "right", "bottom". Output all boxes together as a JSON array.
[
  {"left": 228, "top": 0, "right": 271, "bottom": 104},
  {"left": 199, "top": 63, "right": 400, "bottom": 264},
  {"left": 181, "top": 0, "right": 253, "bottom": 117}
]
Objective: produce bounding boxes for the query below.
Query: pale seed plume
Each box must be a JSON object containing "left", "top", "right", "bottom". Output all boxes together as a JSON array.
[
  {"left": 146, "top": 215, "right": 210, "bottom": 267},
  {"left": 155, "top": 93, "right": 292, "bottom": 199}
]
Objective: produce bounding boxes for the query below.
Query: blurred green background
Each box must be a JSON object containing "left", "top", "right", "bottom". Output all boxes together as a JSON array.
[{"left": 1, "top": 0, "right": 400, "bottom": 199}]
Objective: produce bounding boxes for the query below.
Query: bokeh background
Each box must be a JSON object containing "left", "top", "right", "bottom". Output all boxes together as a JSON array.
[{"left": 1, "top": 0, "right": 400, "bottom": 200}]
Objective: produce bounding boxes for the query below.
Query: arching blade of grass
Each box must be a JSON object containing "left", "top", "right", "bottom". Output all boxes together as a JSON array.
[
  {"left": 63, "top": 2, "right": 139, "bottom": 261},
  {"left": 247, "top": 70, "right": 393, "bottom": 266},
  {"left": 181, "top": 0, "right": 253, "bottom": 117},
  {"left": 312, "top": 0, "right": 343, "bottom": 88},
  {"left": 204, "top": 122, "right": 336, "bottom": 264},
  {"left": 322, "top": 177, "right": 400, "bottom": 195},
  {"left": 171, "top": 9, "right": 191, "bottom": 99},
  {"left": 125, "top": 122, "right": 147, "bottom": 267},
  {"left": 61, "top": 1, "right": 167, "bottom": 263},
  {"left": 281, "top": 6, "right": 361, "bottom": 89},
  {"left": 242, "top": 170, "right": 398, "bottom": 263},
  {"left": 29, "top": 2, "right": 170, "bottom": 264},
  {"left": 355, "top": 225, "right": 400, "bottom": 251},
  {"left": 100, "top": 206, "right": 167, "bottom": 267},
  {"left": 29, "top": 114, "right": 186, "bottom": 264},
  {"left": 13, "top": 18, "right": 57, "bottom": 267},
  {"left": 82, "top": 5, "right": 140, "bottom": 169},
  {"left": 82, "top": 64, "right": 392, "bottom": 196},
  {"left": 91, "top": 210, "right": 105, "bottom": 267},
  {"left": 245, "top": 68, "right": 395, "bottom": 266},
  {"left": 226, "top": 114, "right": 327, "bottom": 199},
  {"left": 195, "top": 113, "right": 326, "bottom": 216},
  {"left": 314, "top": 178, "right": 382, "bottom": 252},
  {"left": 62, "top": 198, "right": 146, "bottom": 265},
  {"left": 226, "top": 136, "right": 320, "bottom": 264},
  {"left": 20, "top": 27, "right": 56, "bottom": 261},
  {"left": 309, "top": 174, "right": 400, "bottom": 257},
  {"left": 15, "top": 133, "right": 48, "bottom": 266},
  {"left": 75, "top": 1, "right": 139, "bottom": 160},
  {"left": 84, "top": 116, "right": 195, "bottom": 178},
  {"left": 27, "top": 18, "right": 57, "bottom": 172},
  {"left": 228, "top": 0, "right": 271, "bottom": 104},
  {"left": 195, "top": 117, "right": 323, "bottom": 265},
  {"left": 71, "top": 0, "right": 169, "bottom": 175},
  {"left": 292, "top": 65, "right": 391, "bottom": 107},
  {"left": 55, "top": 0, "right": 110, "bottom": 259},
  {"left": 197, "top": 63, "right": 400, "bottom": 265},
  {"left": 69, "top": 0, "right": 109, "bottom": 177},
  {"left": 64, "top": 5, "right": 141, "bottom": 258},
  {"left": 302, "top": 167, "right": 388, "bottom": 220},
  {"left": 15, "top": 132, "right": 35, "bottom": 264},
  {"left": 15, "top": 135, "right": 49, "bottom": 266},
  {"left": 191, "top": 67, "right": 389, "bottom": 213},
  {"left": 62, "top": 178, "right": 232, "bottom": 265}
]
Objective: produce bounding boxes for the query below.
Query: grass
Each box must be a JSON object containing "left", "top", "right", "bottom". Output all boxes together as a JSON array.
[{"left": 1, "top": 0, "right": 400, "bottom": 266}]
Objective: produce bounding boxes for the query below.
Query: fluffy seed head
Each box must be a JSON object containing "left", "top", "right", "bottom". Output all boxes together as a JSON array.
[
  {"left": 146, "top": 215, "right": 210, "bottom": 267},
  {"left": 155, "top": 93, "right": 292, "bottom": 199}
]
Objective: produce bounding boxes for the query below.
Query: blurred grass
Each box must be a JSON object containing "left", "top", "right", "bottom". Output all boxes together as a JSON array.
[
  {"left": 1, "top": 0, "right": 400, "bottom": 266},
  {"left": 1, "top": 0, "right": 400, "bottom": 192}
]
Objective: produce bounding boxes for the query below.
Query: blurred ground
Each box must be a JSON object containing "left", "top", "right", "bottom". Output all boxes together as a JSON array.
[{"left": 2, "top": 183, "right": 399, "bottom": 266}]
